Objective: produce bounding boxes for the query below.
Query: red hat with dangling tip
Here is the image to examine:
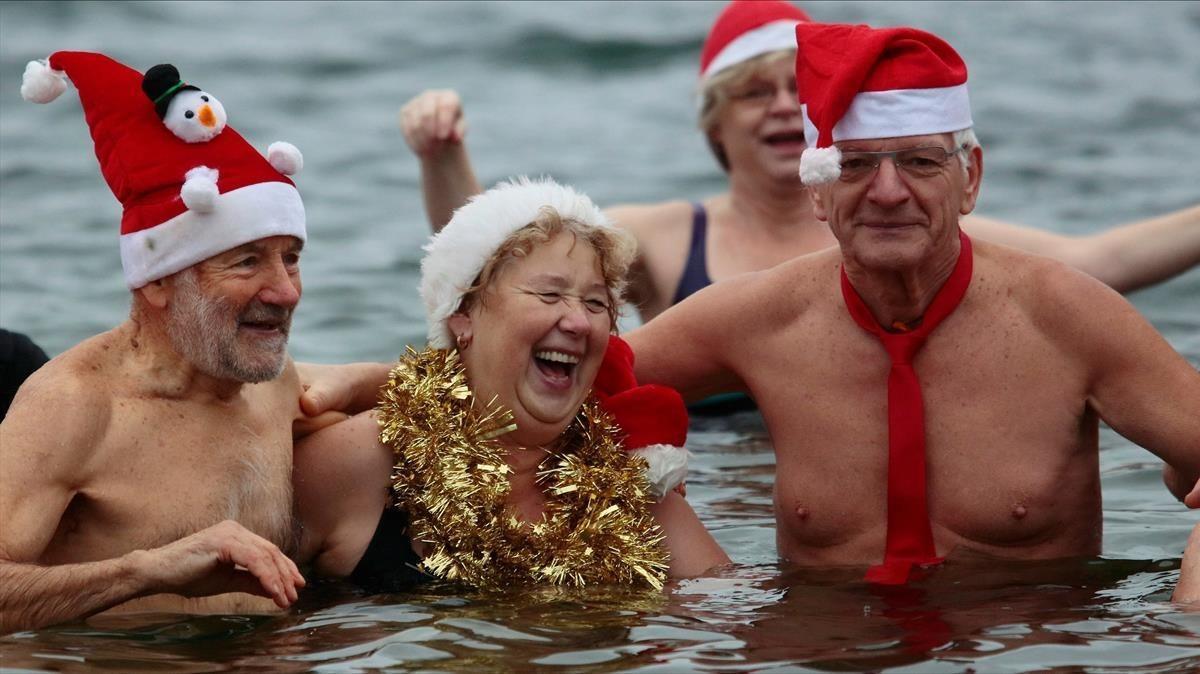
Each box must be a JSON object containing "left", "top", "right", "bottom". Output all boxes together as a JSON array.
[
  {"left": 795, "top": 23, "right": 973, "bottom": 185},
  {"left": 20, "top": 51, "right": 306, "bottom": 289},
  {"left": 699, "top": 0, "right": 812, "bottom": 81}
]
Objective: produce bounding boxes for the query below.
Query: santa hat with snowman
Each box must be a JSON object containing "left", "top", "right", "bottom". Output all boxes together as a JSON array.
[{"left": 21, "top": 51, "right": 306, "bottom": 289}]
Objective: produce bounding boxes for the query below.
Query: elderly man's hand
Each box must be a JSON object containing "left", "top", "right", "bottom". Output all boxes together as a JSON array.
[
  {"left": 400, "top": 89, "right": 467, "bottom": 158},
  {"left": 296, "top": 361, "right": 391, "bottom": 427},
  {"left": 131, "top": 520, "right": 305, "bottom": 609}
]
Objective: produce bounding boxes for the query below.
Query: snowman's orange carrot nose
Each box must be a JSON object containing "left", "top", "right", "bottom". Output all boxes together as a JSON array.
[{"left": 198, "top": 104, "right": 216, "bottom": 128}]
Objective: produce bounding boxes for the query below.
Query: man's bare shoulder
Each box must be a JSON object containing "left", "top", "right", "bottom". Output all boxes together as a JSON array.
[
  {"left": 972, "top": 240, "right": 1133, "bottom": 336},
  {"left": 1, "top": 329, "right": 126, "bottom": 462}
]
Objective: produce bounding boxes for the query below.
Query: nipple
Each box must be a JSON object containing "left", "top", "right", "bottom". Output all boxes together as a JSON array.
[
  {"left": 1011, "top": 504, "right": 1027, "bottom": 520},
  {"left": 795, "top": 506, "right": 810, "bottom": 521}
]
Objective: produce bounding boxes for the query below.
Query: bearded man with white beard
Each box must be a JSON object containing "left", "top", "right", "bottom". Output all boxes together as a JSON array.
[{"left": 0, "top": 52, "right": 308, "bottom": 632}]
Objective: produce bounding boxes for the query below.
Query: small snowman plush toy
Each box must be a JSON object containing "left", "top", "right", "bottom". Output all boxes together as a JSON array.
[
  {"left": 141, "top": 63, "right": 227, "bottom": 143},
  {"left": 132, "top": 63, "right": 302, "bottom": 212}
]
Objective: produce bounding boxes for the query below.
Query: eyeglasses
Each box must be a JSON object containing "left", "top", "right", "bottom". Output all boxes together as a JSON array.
[{"left": 838, "top": 146, "right": 964, "bottom": 182}]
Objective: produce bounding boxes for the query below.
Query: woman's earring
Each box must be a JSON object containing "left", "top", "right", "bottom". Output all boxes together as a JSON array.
[{"left": 456, "top": 333, "right": 470, "bottom": 351}]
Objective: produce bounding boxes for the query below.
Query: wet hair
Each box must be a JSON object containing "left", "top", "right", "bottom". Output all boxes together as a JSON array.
[
  {"left": 697, "top": 49, "right": 796, "bottom": 172},
  {"left": 457, "top": 207, "right": 637, "bottom": 328}
]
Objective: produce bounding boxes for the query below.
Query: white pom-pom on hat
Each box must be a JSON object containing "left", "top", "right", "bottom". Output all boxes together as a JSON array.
[
  {"left": 267, "top": 141, "right": 303, "bottom": 176},
  {"left": 181, "top": 166, "right": 219, "bottom": 213},
  {"left": 631, "top": 445, "right": 690, "bottom": 500},
  {"left": 799, "top": 146, "right": 842, "bottom": 186},
  {"left": 21, "top": 59, "right": 67, "bottom": 104}
]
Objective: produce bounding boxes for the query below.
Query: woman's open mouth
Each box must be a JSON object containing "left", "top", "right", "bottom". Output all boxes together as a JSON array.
[
  {"left": 533, "top": 349, "right": 579, "bottom": 388},
  {"left": 763, "top": 131, "right": 807, "bottom": 151}
]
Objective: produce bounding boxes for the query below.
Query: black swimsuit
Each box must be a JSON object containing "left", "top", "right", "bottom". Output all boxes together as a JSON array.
[{"left": 349, "top": 508, "right": 433, "bottom": 592}]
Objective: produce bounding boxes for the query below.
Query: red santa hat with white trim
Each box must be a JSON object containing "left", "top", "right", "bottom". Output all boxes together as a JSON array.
[
  {"left": 796, "top": 23, "right": 973, "bottom": 185},
  {"left": 20, "top": 51, "right": 305, "bottom": 289},
  {"left": 699, "top": 0, "right": 812, "bottom": 81},
  {"left": 593, "top": 335, "right": 689, "bottom": 501}
]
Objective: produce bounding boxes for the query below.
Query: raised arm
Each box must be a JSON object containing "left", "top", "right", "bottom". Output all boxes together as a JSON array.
[
  {"left": 963, "top": 205, "right": 1200, "bottom": 294},
  {"left": 0, "top": 372, "right": 302, "bottom": 633},
  {"left": 399, "top": 89, "right": 483, "bottom": 231}
]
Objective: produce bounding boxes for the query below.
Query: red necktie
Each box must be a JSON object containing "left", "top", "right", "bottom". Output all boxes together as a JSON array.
[{"left": 840, "top": 231, "right": 973, "bottom": 585}]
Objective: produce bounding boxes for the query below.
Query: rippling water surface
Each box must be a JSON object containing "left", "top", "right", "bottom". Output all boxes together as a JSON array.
[{"left": 1, "top": 1, "right": 1198, "bottom": 671}]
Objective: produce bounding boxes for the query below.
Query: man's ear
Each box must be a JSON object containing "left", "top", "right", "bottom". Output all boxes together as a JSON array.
[
  {"left": 137, "top": 277, "right": 172, "bottom": 310},
  {"left": 959, "top": 145, "right": 984, "bottom": 215},
  {"left": 810, "top": 185, "right": 829, "bottom": 222}
]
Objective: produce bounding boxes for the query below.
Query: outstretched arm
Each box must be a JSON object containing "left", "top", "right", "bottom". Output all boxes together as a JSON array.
[
  {"left": 400, "top": 89, "right": 483, "bottom": 231},
  {"left": 963, "top": 205, "right": 1200, "bottom": 294},
  {"left": 295, "top": 361, "right": 392, "bottom": 425}
]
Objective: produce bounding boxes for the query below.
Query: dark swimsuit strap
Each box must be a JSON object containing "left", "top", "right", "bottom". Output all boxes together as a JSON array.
[{"left": 671, "top": 202, "right": 714, "bottom": 305}]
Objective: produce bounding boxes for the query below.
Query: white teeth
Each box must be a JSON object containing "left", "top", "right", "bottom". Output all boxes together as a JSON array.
[{"left": 534, "top": 350, "right": 579, "bottom": 365}]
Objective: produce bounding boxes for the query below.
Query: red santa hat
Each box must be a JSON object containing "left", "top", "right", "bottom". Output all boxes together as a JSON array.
[
  {"left": 795, "top": 23, "right": 973, "bottom": 185},
  {"left": 699, "top": 0, "right": 812, "bottom": 80},
  {"left": 593, "top": 335, "right": 689, "bottom": 500},
  {"left": 20, "top": 51, "right": 305, "bottom": 289}
]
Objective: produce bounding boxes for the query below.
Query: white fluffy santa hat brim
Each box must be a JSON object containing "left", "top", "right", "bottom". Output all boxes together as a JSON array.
[
  {"left": 419, "top": 176, "right": 613, "bottom": 349},
  {"left": 120, "top": 180, "right": 305, "bottom": 289},
  {"left": 702, "top": 19, "right": 801, "bottom": 80}
]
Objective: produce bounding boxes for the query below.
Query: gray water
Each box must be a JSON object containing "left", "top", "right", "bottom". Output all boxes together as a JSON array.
[{"left": 1, "top": 1, "right": 1198, "bottom": 672}]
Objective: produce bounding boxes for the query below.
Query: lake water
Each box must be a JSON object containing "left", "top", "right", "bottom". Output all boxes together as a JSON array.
[{"left": 1, "top": 1, "right": 1198, "bottom": 671}]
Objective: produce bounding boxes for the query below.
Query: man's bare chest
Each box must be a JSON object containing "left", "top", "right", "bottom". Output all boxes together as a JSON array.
[
  {"left": 747, "top": 311, "right": 1100, "bottom": 560},
  {"left": 41, "top": 400, "right": 294, "bottom": 564}
]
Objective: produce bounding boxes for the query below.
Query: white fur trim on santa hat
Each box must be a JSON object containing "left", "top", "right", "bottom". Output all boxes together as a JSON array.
[
  {"left": 181, "top": 166, "right": 219, "bottom": 213},
  {"left": 21, "top": 59, "right": 67, "bottom": 104},
  {"left": 702, "top": 19, "right": 800, "bottom": 80},
  {"left": 266, "top": 141, "right": 303, "bottom": 176},
  {"left": 799, "top": 146, "right": 842, "bottom": 185},
  {"left": 420, "top": 176, "right": 612, "bottom": 349},
  {"left": 801, "top": 84, "right": 973, "bottom": 148},
  {"left": 631, "top": 444, "right": 689, "bottom": 500},
  {"left": 120, "top": 180, "right": 305, "bottom": 289}
]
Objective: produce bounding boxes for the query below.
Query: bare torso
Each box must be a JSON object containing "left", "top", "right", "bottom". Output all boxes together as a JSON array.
[
  {"left": 632, "top": 241, "right": 1120, "bottom": 565},
  {"left": 29, "top": 326, "right": 300, "bottom": 615}
]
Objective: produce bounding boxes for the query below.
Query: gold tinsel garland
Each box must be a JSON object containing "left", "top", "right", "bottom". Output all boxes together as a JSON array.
[{"left": 377, "top": 347, "right": 669, "bottom": 590}]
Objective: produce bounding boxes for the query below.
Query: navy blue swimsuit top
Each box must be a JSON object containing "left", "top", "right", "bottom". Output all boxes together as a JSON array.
[{"left": 670, "top": 203, "right": 714, "bottom": 305}]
